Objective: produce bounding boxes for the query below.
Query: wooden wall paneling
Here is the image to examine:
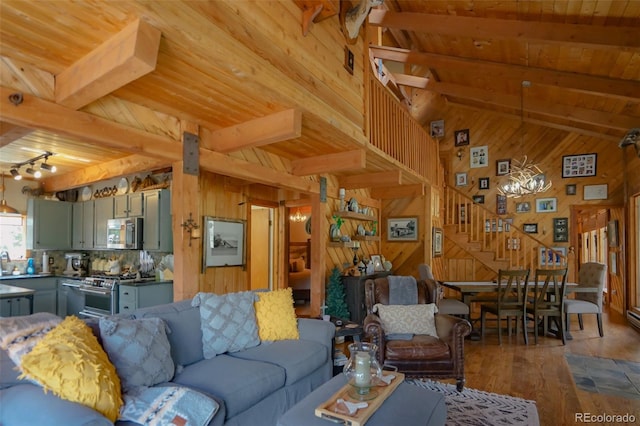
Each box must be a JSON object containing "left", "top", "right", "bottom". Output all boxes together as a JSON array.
[{"left": 608, "top": 207, "right": 626, "bottom": 314}]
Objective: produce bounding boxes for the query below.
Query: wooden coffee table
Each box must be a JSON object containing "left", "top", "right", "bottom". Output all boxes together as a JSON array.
[{"left": 277, "top": 373, "right": 447, "bottom": 426}]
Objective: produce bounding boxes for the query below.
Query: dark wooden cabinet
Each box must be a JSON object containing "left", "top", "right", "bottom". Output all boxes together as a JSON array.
[{"left": 342, "top": 271, "right": 392, "bottom": 324}]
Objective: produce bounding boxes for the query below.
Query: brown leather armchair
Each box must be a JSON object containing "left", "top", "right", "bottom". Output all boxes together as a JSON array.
[{"left": 363, "top": 276, "right": 472, "bottom": 391}]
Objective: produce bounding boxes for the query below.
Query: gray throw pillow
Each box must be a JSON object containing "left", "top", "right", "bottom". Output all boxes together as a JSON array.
[
  {"left": 99, "top": 317, "right": 174, "bottom": 392},
  {"left": 192, "top": 291, "right": 260, "bottom": 359}
]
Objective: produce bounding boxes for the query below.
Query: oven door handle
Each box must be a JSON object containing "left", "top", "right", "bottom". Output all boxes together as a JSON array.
[
  {"left": 79, "top": 310, "right": 107, "bottom": 319},
  {"left": 61, "top": 282, "right": 81, "bottom": 289},
  {"left": 77, "top": 287, "right": 111, "bottom": 296}
]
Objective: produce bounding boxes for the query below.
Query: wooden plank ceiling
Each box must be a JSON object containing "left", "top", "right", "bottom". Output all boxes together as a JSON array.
[{"left": 0, "top": 1, "right": 638, "bottom": 189}]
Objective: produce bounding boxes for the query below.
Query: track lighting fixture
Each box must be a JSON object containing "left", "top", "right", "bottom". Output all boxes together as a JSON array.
[
  {"left": 10, "top": 151, "right": 56, "bottom": 180},
  {"left": 9, "top": 169, "right": 22, "bottom": 180}
]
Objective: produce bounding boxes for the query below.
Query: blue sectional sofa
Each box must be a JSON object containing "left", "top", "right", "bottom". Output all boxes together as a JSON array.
[{"left": 0, "top": 298, "right": 335, "bottom": 426}]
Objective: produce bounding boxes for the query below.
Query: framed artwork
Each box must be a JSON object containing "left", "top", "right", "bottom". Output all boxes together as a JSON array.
[
  {"left": 454, "top": 129, "right": 470, "bottom": 146},
  {"left": 562, "top": 153, "right": 597, "bottom": 178},
  {"left": 566, "top": 184, "right": 577, "bottom": 195},
  {"left": 504, "top": 218, "right": 513, "bottom": 232},
  {"left": 553, "top": 217, "right": 569, "bottom": 242},
  {"left": 523, "top": 223, "right": 538, "bottom": 234},
  {"left": 515, "top": 202, "right": 531, "bottom": 213},
  {"left": 535, "top": 197, "right": 557, "bottom": 213},
  {"left": 472, "top": 195, "right": 485, "bottom": 204},
  {"left": 387, "top": 217, "right": 418, "bottom": 241},
  {"left": 432, "top": 227, "right": 443, "bottom": 257},
  {"left": 430, "top": 119, "right": 445, "bottom": 138},
  {"left": 455, "top": 172, "right": 468, "bottom": 186},
  {"left": 496, "top": 159, "right": 510, "bottom": 176},
  {"left": 370, "top": 255, "right": 385, "bottom": 271},
  {"left": 583, "top": 184, "right": 608, "bottom": 200},
  {"left": 478, "top": 177, "right": 490, "bottom": 190},
  {"left": 203, "top": 217, "right": 245, "bottom": 267},
  {"left": 470, "top": 145, "right": 488, "bottom": 168},
  {"left": 496, "top": 194, "right": 507, "bottom": 215},
  {"left": 608, "top": 220, "right": 619, "bottom": 247},
  {"left": 539, "top": 247, "right": 567, "bottom": 267}
]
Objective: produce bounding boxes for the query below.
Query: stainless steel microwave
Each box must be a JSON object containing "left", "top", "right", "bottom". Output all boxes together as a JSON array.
[{"left": 107, "top": 217, "right": 143, "bottom": 249}]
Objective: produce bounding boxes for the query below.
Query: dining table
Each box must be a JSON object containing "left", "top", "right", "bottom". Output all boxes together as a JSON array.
[{"left": 442, "top": 280, "right": 578, "bottom": 341}]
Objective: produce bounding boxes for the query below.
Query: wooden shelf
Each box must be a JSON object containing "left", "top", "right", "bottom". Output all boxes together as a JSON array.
[
  {"left": 352, "top": 235, "right": 379, "bottom": 242},
  {"left": 333, "top": 210, "right": 376, "bottom": 221}
]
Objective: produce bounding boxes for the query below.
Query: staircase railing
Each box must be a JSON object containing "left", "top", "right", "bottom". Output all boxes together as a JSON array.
[{"left": 443, "top": 184, "right": 567, "bottom": 272}]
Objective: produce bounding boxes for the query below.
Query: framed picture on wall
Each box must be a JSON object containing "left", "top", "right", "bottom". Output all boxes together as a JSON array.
[
  {"left": 516, "top": 202, "right": 531, "bottom": 213},
  {"left": 523, "top": 223, "right": 538, "bottom": 234},
  {"left": 553, "top": 217, "right": 569, "bottom": 242},
  {"left": 430, "top": 119, "right": 445, "bottom": 138},
  {"left": 496, "top": 194, "right": 507, "bottom": 215},
  {"left": 539, "top": 247, "right": 567, "bottom": 267},
  {"left": 562, "top": 153, "right": 597, "bottom": 178},
  {"left": 583, "top": 184, "right": 608, "bottom": 200},
  {"left": 472, "top": 195, "right": 485, "bottom": 204},
  {"left": 566, "top": 184, "right": 577, "bottom": 195},
  {"left": 203, "top": 217, "right": 245, "bottom": 268},
  {"left": 535, "top": 197, "right": 557, "bottom": 213},
  {"left": 496, "top": 159, "right": 510, "bottom": 176},
  {"left": 432, "top": 227, "right": 443, "bottom": 257},
  {"left": 387, "top": 217, "right": 418, "bottom": 241},
  {"left": 470, "top": 145, "right": 488, "bottom": 168},
  {"left": 455, "top": 172, "right": 468, "bottom": 186},
  {"left": 454, "top": 129, "right": 470, "bottom": 146},
  {"left": 478, "top": 177, "right": 490, "bottom": 190}
]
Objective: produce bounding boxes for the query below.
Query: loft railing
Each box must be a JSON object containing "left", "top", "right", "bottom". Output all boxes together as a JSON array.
[
  {"left": 367, "top": 74, "right": 438, "bottom": 183},
  {"left": 443, "top": 184, "right": 567, "bottom": 271}
]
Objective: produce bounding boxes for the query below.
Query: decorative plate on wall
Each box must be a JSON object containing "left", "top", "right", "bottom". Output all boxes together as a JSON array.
[
  {"left": 81, "top": 186, "right": 92, "bottom": 201},
  {"left": 117, "top": 177, "right": 129, "bottom": 195}
]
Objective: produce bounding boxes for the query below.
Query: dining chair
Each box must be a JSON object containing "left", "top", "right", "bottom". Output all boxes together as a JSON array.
[
  {"left": 524, "top": 268, "right": 568, "bottom": 345},
  {"left": 418, "top": 264, "right": 470, "bottom": 318},
  {"left": 564, "top": 262, "right": 607, "bottom": 338},
  {"left": 480, "top": 269, "right": 530, "bottom": 345}
]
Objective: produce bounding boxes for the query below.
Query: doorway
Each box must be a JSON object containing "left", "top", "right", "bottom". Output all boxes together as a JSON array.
[{"left": 250, "top": 205, "right": 274, "bottom": 290}]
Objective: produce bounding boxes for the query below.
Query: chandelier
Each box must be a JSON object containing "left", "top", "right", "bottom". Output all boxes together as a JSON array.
[
  {"left": 498, "top": 81, "right": 551, "bottom": 198},
  {"left": 289, "top": 208, "right": 307, "bottom": 223}
]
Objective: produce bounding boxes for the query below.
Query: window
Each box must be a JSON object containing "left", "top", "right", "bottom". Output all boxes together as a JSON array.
[{"left": 0, "top": 214, "right": 26, "bottom": 260}]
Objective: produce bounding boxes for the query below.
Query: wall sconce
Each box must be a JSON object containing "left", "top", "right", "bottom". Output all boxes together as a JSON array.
[
  {"left": 180, "top": 212, "right": 201, "bottom": 246},
  {"left": 456, "top": 148, "right": 464, "bottom": 160}
]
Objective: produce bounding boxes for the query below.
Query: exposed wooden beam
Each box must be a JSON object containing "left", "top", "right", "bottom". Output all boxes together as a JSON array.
[
  {"left": 429, "top": 81, "right": 635, "bottom": 133},
  {"left": 369, "top": 10, "right": 640, "bottom": 50},
  {"left": 371, "top": 183, "right": 424, "bottom": 199},
  {"left": 1, "top": 87, "right": 319, "bottom": 194},
  {"left": 56, "top": 18, "right": 161, "bottom": 109},
  {"left": 0, "top": 122, "right": 32, "bottom": 147},
  {"left": 370, "top": 45, "right": 640, "bottom": 101},
  {"left": 392, "top": 73, "right": 428, "bottom": 89},
  {"left": 339, "top": 170, "right": 401, "bottom": 189},
  {"left": 204, "top": 109, "right": 302, "bottom": 153},
  {"left": 291, "top": 149, "right": 365, "bottom": 176}
]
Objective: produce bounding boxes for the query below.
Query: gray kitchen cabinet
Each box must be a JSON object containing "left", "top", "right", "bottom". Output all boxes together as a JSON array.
[
  {"left": 143, "top": 189, "right": 173, "bottom": 251},
  {"left": 94, "top": 197, "right": 114, "bottom": 249},
  {"left": 72, "top": 200, "right": 95, "bottom": 249},
  {"left": 119, "top": 281, "right": 173, "bottom": 313},
  {"left": 114, "top": 193, "right": 144, "bottom": 218},
  {"left": 26, "top": 199, "right": 72, "bottom": 250},
  {"left": 0, "top": 297, "right": 31, "bottom": 317},
  {"left": 1, "top": 277, "right": 57, "bottom": 315}
]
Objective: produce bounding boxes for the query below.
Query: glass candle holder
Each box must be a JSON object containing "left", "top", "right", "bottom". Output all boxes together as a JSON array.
[{"left": 343, "top": 342, "right": 382, "bottom": 400}]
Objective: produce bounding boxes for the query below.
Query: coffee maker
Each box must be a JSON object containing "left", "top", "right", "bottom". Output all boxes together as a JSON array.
[{"left": 63, "top": 253, "right": 89, "bottom": 276}]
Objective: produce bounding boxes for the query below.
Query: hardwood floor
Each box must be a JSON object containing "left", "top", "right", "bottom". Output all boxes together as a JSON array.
[{"left": 443, "top": 308, "right": 640, "bottom": 425}]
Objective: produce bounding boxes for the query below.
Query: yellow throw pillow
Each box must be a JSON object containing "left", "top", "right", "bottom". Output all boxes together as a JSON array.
[
  {"left": 254, "top": 288, "right": 299, "bottom": 341},
  {"left": 19, "top": 316, "right": 123, "bottom": 422}
]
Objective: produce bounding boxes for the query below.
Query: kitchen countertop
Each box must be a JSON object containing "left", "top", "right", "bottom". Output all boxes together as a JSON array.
[
  {"left": 120, "top": 279, "right": 173, "bottom": 287},
  {"left": 0, "top": 283, "right": 36, "bottom": 297},
  {"left": 0, "top": 274, "right": 56, "bottom": 280}
]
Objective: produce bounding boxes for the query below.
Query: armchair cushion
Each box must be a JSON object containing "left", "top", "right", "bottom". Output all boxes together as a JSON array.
[
  {"left": 385, "top": 335, "right": 450, "bottom": 361},
  {"left": 373, "top": 303, "right": 439, "bottom": 337}
]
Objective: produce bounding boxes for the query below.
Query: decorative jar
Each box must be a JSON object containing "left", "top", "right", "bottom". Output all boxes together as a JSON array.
[{"left": 343, "top": 342, "right": 382, "bottom": 400}]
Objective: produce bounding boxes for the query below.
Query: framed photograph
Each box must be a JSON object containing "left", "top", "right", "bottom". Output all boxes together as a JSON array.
[
  {"left": 203, "top": 217, "right": 245, "bottom": 267},
  {"left": 535, "top": 197, "right": 557, "bottom": 213},
  {"left": 478, "top": 177, "right": 490, "bottom": 190},
  {"left": 608, "top": 220, "right": 619, "bottom": 247},
  {"left": 432, "top": 227, "right": 443, "bottom": 257},
  {"left": 472, "top": 195, "right": 485, "bottom": 204},
  {"left": 566, "top": 184, "right": 577, "bottom": 195},
  {"left": 470, "top": 145, "right": 488, "bottom": 168},
  {"left": 370, "top": 255, "right": 385, "bottom": 271},
  {"left": 523, "top": 223, "right": 538, "bottom": 234},
  {"left": 496, "top": 194, "right": 507, "bottom": 215},
  {"left": 539, "top": 247, "right": 567, "bottom": 267},
  {"left": 562, "top": 153, "right": 597, "bottom": 178},
  {"left": 455, "top": 172, "right": 468, "bottom": 186},
  {"left": 553, "top": 217, "right": 569, "bottom": 242},
  {"left": 496, "top": 159, "right": 510, "bottom": 176},
  {"left": 454, "top": 129, "right": 470, "bottom": 146},
  {"left": 430, "top": 119, "right": 445, "bottom": 138},
  {"left": 583, "top": 184, "right": 608, "bottom": 200},
  {"left": 387, "top": 217, "right": 418, "bottom": 241},
  {"left": 515, "top": 202, "right": 531, "bottom": 213}
]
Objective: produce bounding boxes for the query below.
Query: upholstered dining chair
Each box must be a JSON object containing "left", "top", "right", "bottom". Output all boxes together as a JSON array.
[
  {"left": 363, "top": 276, "right": 472, "bottom": 391},
  {"left": 524, "top": 268, "right": 568, "bottom": 345},
  {"left": 480, "top": 269, "right": 530, "bottom": 345},
  {"left": 418, "top": 263, "right": 470, "bottom": 318},
  {"left": 564, "top": 262, "right": 607, "bottom": 338}
]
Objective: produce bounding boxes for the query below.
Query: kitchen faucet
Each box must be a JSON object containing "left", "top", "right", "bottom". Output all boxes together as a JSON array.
[{"left": 0, "top": 250, "right": 10, "bottom": 276}]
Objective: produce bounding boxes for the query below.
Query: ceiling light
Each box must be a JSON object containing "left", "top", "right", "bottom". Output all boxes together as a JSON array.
[
  {"left": 40, "top": 162, "right": 56, "bottom": 172},
  {"left": 0, "top": 173, "right": 19, "bottom": 215},
  {"left": 25, "top": 165, "right": 42, "bottom": 179},
  {"left": 289, "top": 209, "right": 307, "bottom": 223},
  {"left": 10, "top": 169, "right": 22, "bottom": 180}
]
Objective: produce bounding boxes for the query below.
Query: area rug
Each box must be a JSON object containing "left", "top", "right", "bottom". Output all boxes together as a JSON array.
[
  {"left": 565, "top": 353, "right": 640, "bottom": 400},
  {"left": 407, "top": 379, "right": 539, "bottom": 426}
]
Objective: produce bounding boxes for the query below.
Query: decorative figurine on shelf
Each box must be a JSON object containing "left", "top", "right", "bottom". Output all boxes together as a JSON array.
[
  {"left": 372, "top": 220, "right": 378, "bottom": 236},
  {"left": 326, "top": 267, "right": 350, "bottom": 320},
  {"left": 339, "top": 188, "right": 346, "bottom": 211},
  {"left": 331, "top": 215, "right": 344, "bottom": 242}
]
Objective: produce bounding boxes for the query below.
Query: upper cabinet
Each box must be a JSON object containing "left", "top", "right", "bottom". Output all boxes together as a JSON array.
[
  {"left": 72, "top": 201, "right": 95, "bottom": 249},
  {"left": 143, "top": 189, "right": 172, "bottom": 251},
  {"left": 27, "top": 199, "right": 72, "bottom": 250},
  {"left": 113, "top": 193, "right": 144, "bottom": 218},
  {"left": 94, "top": 197, "right": 114, "bottom": 249}
]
